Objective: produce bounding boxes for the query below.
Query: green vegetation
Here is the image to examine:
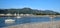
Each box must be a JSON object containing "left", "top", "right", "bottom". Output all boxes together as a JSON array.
[{"left": 0, "top": 8, "right": 60, "bottom": 15}]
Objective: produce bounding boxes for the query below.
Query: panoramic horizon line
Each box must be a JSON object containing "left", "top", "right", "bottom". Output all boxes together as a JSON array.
[{"left": 0, "top": 7, "right": 59, "bottom": 12}]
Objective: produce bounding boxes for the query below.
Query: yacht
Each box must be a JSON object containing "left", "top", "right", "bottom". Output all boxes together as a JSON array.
[
  {"left": 5, "top": 19, "right": 15, "bottom": 23},
  {"left": 16, "top": 11, "right": 21, "bottom": 18},
  {"left": 14, "top": 13, "right": 16, "bottom": 16},
  {"left": 49, "top": 15, "right": 56, "bottom": 18},
  {"left": 16, "top": 14, "right": 21, "bottom": 18}
]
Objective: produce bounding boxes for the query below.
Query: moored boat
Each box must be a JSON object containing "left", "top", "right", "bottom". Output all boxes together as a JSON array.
[{"left": 5, "top": 19, "right": 15, "bottom": 23}]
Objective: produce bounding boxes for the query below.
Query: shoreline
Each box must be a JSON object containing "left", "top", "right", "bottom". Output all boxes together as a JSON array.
[
  {"left": 0, "top": 15, "right": 60, "bottom": 17},
  {"left": 3, "top": 20, "right": 60, "bottom": 28}
]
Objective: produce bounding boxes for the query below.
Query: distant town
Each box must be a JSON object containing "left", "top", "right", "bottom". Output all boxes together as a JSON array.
[
  {"left": 0, "top": 8, "right": 60, "bottom": 17},
  {"left": 0, "top": 14, "right": 33, "bottom": 17}
]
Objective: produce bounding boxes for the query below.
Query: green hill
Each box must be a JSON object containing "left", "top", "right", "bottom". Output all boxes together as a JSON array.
[{"left": 0, "top": 8, "right": 60, "bottom": 15}]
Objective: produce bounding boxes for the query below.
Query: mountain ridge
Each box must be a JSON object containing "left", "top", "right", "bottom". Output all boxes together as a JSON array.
[{"left": 0, "top": 8, "right": 60, "bottom": 15}]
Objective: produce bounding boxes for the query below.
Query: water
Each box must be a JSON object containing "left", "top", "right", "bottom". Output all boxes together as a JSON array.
[{"left": 0, "top": 16, "right": 60, "bottom": 28}]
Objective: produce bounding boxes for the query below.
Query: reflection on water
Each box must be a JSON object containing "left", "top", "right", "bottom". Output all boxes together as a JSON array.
[{"left": 0, "top": 16, "right": 60, "bottom": 28}]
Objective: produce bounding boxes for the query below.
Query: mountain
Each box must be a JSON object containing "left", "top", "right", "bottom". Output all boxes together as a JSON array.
[{"left": 0, "top": 8, "right": 60, "bottom": 15}]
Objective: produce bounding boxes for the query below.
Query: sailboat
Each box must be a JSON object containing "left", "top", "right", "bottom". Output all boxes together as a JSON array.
[
  {"left": 14, "top": 13, "right": 16, "bottom": 16},
  {"left": 16, "top": 14, "right": 21, "bottom": 18},
  {"left": 49, "top": 15, "right": 56, "bottom": 18},
  {"left": 16, "top": 10, "right": 21, "bottom": 18}
]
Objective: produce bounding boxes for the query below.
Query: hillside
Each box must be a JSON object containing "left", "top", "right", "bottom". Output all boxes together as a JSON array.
[{"left": 0, "top": 8, "right": 60, "bottom": 15}]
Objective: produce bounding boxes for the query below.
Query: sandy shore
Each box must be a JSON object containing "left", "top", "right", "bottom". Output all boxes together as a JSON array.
[{"left": 3, "top": 20, "right": 60, "bottom": 28}]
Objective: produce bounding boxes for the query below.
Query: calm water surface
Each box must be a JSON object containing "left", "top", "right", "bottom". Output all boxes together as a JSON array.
[{"left": 0, "top": 16, "right": 60, "bottom": 28}]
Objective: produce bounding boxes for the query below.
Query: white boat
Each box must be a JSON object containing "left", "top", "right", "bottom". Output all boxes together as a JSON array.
[
  {"left": 16, "top": 10, "right": 21, "bottom": 18},
  {"left": 16, "top": 14, "right": 21, "bottom": 18},
  {"left": 14, "top": 13, "right": 16, "bottom": 16},
  {"left": 16, "top": 16, "right": 21, "bottom": 18},
  {"left": 49, "top": 15, "right": 56, "bottom": 18},
  {"left": 5, "top": 19, "right": 15, "bottom": 23},
  {"left": 14, "top": 10, "right": 21, "bottom": 18}
]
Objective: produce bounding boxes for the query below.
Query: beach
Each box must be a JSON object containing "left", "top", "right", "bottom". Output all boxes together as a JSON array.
[{"left": 3, "top": 20, "right": 60, "bottom": 28}]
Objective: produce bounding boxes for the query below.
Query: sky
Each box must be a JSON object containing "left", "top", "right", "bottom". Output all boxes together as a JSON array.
[{"left": 0, "top": 0, "right": 60, "bottom": 12}]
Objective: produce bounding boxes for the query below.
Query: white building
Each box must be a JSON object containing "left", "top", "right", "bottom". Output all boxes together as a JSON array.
[
  {"left": 0, "top": 14, "right": 5, "bottom": 16},
  {"left": 6, "top": 13, "right": 12, "bottom": 16}
]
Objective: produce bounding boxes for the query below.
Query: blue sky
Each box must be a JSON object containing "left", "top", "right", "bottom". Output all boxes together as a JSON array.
[{"left": 0, "top": 0, "right": 60, "bottom": 12}]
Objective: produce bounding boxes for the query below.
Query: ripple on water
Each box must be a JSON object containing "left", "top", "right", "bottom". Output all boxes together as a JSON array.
[{"left": 0, "top": 16, "right": 60, "bottom": 28}]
